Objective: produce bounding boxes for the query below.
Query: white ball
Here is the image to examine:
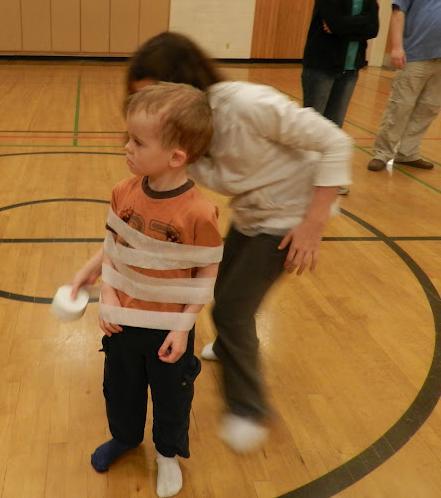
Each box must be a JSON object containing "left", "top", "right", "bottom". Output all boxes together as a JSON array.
[{"left": 51, "top": 285, "right": 89, "bottom": 321}]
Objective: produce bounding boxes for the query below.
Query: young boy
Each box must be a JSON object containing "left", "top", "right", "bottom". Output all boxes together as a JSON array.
[{"left": 74, "top": 83, "right": 222, "bottom": 498}]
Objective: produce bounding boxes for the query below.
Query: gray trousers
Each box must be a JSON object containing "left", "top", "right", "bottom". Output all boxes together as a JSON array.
[
  {"left": 374, "top": 59, "right": 441, "bottom": 162},
  {"left": 212, "top": 226, "right": 287, "bottom": 420}
]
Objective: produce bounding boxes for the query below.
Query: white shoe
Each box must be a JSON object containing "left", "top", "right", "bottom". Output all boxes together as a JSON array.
[
  {"left": 219, "top": 413, "right": 268, "bottom": 453},
  {"left": 201, "top": 342, "right": 218, "bottom": 361}
]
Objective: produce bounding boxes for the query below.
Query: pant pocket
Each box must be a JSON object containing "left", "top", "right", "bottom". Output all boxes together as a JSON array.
[
  {"left": 181, "top": 356, "right": 201, "bottom": 388},
  {"left": 100, "top": 334, "right": 110, "bottom": 353}
]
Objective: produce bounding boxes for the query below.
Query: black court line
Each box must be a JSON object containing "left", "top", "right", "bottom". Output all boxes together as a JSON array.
[
  {"left": 277, "top": 208, "right": 441, "bottom": 498},
  {"left": 0, "top": 197, "right": 110, "bottom": 304},
  {"left": 0, "top": 291, "right": 98, "bottom": 305},
  {"left": 2, "top": 236, "right": 441, "bottom": 244},
  {"left": 0, "top": 197, "right": 109, "bottom": 213},
  {"left": 0, "top": 290, "right": 100, "bottom": 305}
]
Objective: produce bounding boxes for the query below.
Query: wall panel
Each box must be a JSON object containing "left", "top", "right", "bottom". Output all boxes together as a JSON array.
[
  {"left": 21, "top": 0, "right": 51, "bottom": 51},
  {"left": 251, "top": 0, "right": 314, "bottom": 59},
  {"left": 0, "top": 0, "right": 22, "bottom": 51},
  {"left": 110, "top": 0, "right": 139, "bottom": 53},
  {"left": 367, "top": 0, "right": 392, "bottom": 66},
  {"left": 81, "top": 0, "right": 110, "bottom": 53},
  {"left": 139, "top": 0, "right": 170, "bottom": 45},
  {"left": 52, "top": 0, "right": 80, "bottom": 52},
  {"left": 169, "top": 0, "right": 256, "bottom": 58}
]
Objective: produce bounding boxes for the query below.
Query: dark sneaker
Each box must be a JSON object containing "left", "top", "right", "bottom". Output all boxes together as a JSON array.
[
  {"left": 395, "top": 158, "right": 434, "bottom": 169},
  {"left": 367, "top": 158, "right": 387, "bottom": 171}
]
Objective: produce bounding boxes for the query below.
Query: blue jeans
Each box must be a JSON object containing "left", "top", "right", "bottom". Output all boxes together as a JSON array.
[{"left": 301, "top": 67, "right": 359, "bottom": 128}]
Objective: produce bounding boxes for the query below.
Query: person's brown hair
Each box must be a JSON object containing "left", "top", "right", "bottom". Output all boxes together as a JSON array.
[
  {"left": 127, "top": 31, "right": 223, "bottom": 95},
  {"left": 126, "top": 82, "right": 213, "bottom": 164}
]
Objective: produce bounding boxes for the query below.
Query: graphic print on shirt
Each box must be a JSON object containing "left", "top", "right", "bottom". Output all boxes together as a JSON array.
[
  {"left": 149, "top": 219, "right": 182, "bottom": 243},
  {"left": 115, "top": 207, "right": 183, "bottom": 245},
  {"left": 116, "top": 207, "right": 146, "bottom": 247}
]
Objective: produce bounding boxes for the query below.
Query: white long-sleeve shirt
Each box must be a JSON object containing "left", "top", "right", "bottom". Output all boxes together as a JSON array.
[{"left": 189, "top": 81, "right": 353, "bottom": 235}]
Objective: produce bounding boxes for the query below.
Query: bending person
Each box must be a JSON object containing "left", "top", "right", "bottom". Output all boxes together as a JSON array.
[{"left": 73, "top": 32, "right": 353, "bottom": 453}]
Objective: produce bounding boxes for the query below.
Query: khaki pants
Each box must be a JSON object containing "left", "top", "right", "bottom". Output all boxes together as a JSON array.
[{"left": 374, "top": 59, "right": 441, "bottom": 162}]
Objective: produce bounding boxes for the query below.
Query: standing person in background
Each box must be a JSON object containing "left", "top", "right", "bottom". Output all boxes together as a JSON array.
[
  {"left": 302, "top": 0, "right": 379, "bottom": 193},
  {"left": 368, "top": 0, "right": 441, "bottom": 172},
  {"left": 73, "top": 32, "right": 353, "bottom": 454}
]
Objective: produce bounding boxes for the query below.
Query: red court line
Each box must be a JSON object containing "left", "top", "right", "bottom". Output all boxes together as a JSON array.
[{"left": 0, "top": 135, "right": 124, "bottom": 141}]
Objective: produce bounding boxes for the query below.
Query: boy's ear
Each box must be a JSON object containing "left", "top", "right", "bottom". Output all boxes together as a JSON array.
[{"left": 169, "top": 148, "right": 188, "bottom": 169}]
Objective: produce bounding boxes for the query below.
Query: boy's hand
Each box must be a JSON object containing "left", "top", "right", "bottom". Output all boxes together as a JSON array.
[
  {"left": 71, "top": 267, "right": 101, "bottom": 299},
  {"left": 158, "top": 330, "right": 190, "bottom": 363},
  {"left": 99, "top": 285, "right": 123, "bottom": 336},
  {"left": 278, "top": 220, "right": 323, "bottom": 275},
  {"left": 70, "top": 248, "right": 104, "bottom": 299}
]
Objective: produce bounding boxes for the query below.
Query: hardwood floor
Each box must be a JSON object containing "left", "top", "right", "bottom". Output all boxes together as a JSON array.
[{"left": 0, "top": 60, "right": 439, "bottom": 497}]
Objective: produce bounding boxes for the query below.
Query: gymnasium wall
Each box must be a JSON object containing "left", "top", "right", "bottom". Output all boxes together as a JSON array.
[
  {"left": 0, "top": 0, "right": 313, "bottom": 58},
  {"left": 0, "top": 0, "right": 390, "bottom": 64},
  {"left": 0, "top": 0, "right": 170, "bottom": 55}
]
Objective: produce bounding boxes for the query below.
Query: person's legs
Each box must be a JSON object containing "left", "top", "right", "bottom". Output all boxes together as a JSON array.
[
  {"left": 372, "top": 62, "right": 428, "bottom": 165},
  {"left": 201, "top": 227, "right": 249, "bottom": 361},
  {"left": 92, "top": 328, "right": 149, "bottom": 471},
  {"left": 148, "top": 328, "right": 200, "bottom": 497},
  {"left": 323, "top": 70, "right": 359, "bottom": 128},
  {"left": 149, "top": 327, "right": 200, "bottom": 459},
  {"left": 302, "top": 68, "right": 354, "bottom": 193},
  {"left": 301, "top": 67, "right": 335, "bottom": 114},
  {"left": 211, "top": 228, "right": 287, "bottom": 421},
  {"left": 395, "top": 59, "right": 441, "bottom": 164}
]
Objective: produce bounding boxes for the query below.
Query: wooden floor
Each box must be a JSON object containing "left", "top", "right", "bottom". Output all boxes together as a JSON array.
[{"left": 0, "top": 60, "right": 440, "bottom": 498}]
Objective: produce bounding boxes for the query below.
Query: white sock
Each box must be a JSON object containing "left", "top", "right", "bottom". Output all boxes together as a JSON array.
[
  {"left": 156, "top": 452, "right": 182, "bottom": 498},
  {"left": 201, "top": 342, "right": 218, "bottom": 361},
  {"left": 219, "top": 413, "right": 268, "bottom": 453}
]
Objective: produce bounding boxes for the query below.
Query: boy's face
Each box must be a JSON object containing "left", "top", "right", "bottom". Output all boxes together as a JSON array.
[{"left": 125, "top": 111, "right": 179, "bottom": 179}]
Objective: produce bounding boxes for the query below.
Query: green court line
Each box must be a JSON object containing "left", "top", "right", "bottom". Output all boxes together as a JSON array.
[
  {"left": 73, "top": 75, "right": 81, "bottom": 146},
  {"left": 286, "top": 89, "right": 441, "bottom": 169},
  {"left": 356, "top": 144, "right": 441, "bottom": 195}
]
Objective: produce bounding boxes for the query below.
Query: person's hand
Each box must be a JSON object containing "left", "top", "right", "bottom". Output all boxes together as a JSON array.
[
  {"left": 278, "top": 220, "right": 323, "bottom": 275},
  {"left": 99, "top": 285, "right": 123, "bottom": 336},
  {"left": 390, "top": 47, "right": 406, "bottom": 69},
  {"left": 71, "top": 266, "right": 100, "bottom": 299},
  {"left": 158, "top": 330, "right": 189, "bottom": 363},
  {"left": 322, "top": 21, "right": 332, "bottom": 33}
]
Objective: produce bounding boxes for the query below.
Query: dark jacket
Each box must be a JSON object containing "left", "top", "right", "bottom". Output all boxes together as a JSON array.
[{"left": 303, "top": 0, "right": 379, "bottom": 71}]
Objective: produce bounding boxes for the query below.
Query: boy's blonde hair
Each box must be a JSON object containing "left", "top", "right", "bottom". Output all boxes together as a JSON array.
[{"left": 126, "top": 82, "right": 213, "bottom": 163}]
